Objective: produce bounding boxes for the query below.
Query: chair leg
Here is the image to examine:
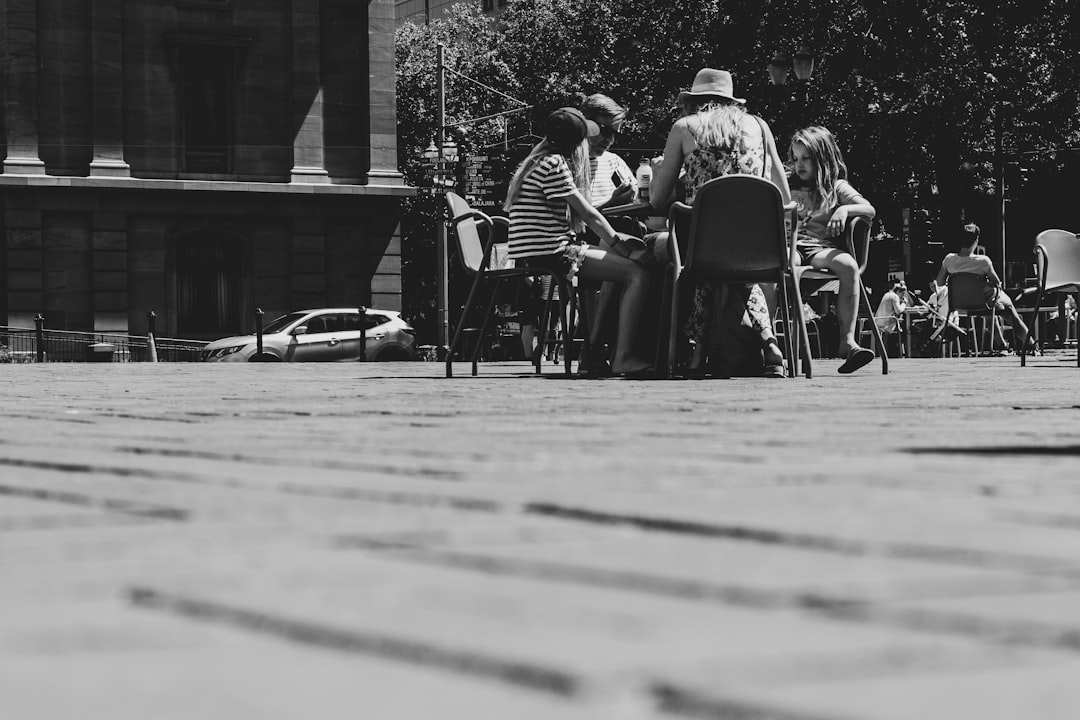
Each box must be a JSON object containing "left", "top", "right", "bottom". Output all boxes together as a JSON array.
[
  {"left": 446, "top": 269, "right": 487, "bottom": 378},
  {"left": 573, "top": 281, "right": 593, "bottom": 377},
  {"left": 784, "top": 276, "right": 810, "bottom": 378},
  {"left": 471, "top": 279, "right": 503, "bottom": 376},
  {"left": 857, "top": 280, "right": 888, "bottom": 374},
  {"left": 778, "top": 277, "right": 801, "bottom": 378},
  {"left": 559, "top": 278, "right": 575, "bottom": 376},
  {"left": 666, "top": 275, "right": 682, "bottom": 379},
  {"left": 536, "top": 276, "right": 558, "bottom": 374}
]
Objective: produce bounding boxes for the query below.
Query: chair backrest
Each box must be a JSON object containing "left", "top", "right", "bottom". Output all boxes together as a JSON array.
[
  {"left": 1034, "top": 229, "right": 1080, "bottom": 291},
  {"left": 947, "top": 272, "right": 992, "bottom": 313},
  {"left": 681, "top": 175, "right": 788, "bottom": 283},
  {"left": 846, "top": 216, "right": 872, "bottom": 274},
  {"left": 445, "top": 191, "right": 487, "bottom": 274}
]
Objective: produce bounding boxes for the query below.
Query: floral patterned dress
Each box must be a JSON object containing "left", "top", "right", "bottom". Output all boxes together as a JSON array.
[{"left": 681, "top": 119, "right": 773, "bottom": 342}]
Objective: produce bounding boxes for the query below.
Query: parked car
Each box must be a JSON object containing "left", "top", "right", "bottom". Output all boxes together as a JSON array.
[{"left": 202, "top": 308, "right": 416, "bottom": 362}]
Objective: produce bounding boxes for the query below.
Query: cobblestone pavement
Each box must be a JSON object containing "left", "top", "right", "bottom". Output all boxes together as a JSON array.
[{"left": 3, "top": 351, "right": 1080, "bottom": 719}]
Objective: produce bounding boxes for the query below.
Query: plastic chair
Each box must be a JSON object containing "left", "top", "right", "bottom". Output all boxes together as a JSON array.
[
  {"left": 1024, "top": 229, "right": 1080, "bottom": 367},
  {"left": 791, "top": 216, "right": 888, "bottom": 375},
  {"left": 945, "top": 273, "right": 998, "bottom": 356},
  {"left": 663, "top": 175, "right": 802, "bottom": 379},
  {"left": 444, "top": 192, "right": 584, "bottom": 378}
]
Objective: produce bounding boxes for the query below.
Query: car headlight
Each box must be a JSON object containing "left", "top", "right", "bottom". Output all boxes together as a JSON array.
[{"left": 215, "top": 345, "right": 245, "bottom": 358}]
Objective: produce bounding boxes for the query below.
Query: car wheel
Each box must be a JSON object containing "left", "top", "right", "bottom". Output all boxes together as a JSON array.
[{"left": 249, "top": 353, "right": 281, "bottom": 362}]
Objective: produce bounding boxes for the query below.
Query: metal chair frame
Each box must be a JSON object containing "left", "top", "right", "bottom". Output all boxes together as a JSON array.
[
  {"left": 1023, "top": 229, "right": 1080, "bottom": 367},
  {"left": 790, "top": 215, "right": 888, "bottom": 376},
  {"left": 663, "top": 175, "right": 802, "bottom": 379},
  {"left": 444, "top": 192, "right": 585, "bottom": 378}
]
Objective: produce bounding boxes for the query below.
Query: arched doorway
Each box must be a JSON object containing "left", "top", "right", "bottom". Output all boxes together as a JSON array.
[{"left": 175, "top": 232, "right": 243, "bottom": 337}]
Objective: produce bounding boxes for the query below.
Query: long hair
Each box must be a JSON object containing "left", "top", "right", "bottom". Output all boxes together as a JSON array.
[
  {"left": 687, "top": 98, "right": 746, "bottom": 152},
  {"left": 790, "top": 126, "right": 848, "bottom": 211},
  {"left": 503, "top": 138, "right": 591, "bottom": 229}
]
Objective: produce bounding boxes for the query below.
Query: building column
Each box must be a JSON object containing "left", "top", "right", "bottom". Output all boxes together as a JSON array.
[
  {"left": 290, "top": 0, "right": 329, "bottom": 184},
  {"left": 0, "top": 0, "right": 46, "bottom": 175},
  {"left": 366, "top": 0, "right": 404, "bottom": 186},
  {"left": 89, "top": 0, "right": 130, "bottom": 177}
]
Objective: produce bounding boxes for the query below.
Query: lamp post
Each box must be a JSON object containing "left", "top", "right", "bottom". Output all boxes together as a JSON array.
[{"left": 767, "top": 47, "right": 815, "bottom": 142}]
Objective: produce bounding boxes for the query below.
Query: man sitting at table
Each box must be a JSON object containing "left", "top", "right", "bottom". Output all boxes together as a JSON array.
[{"left": 874, "top": 281, "right": 908, "bottom": 356}]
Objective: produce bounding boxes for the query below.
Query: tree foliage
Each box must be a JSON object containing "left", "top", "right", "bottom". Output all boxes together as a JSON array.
[{"left": 397, "top": 0, "right": 1080, "bottom": 340}]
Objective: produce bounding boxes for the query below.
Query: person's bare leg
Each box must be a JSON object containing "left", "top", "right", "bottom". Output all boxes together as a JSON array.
[{"left": 809, "top": 249, "right": 861, "bottom": 356}]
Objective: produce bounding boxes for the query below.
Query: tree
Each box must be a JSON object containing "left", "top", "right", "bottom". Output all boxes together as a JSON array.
[{"left": 397, "top": 0, "right": 1080, "bottom": 338}]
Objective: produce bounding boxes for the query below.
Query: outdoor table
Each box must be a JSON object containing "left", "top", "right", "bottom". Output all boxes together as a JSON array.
[
  {"left": 902, "top": 306, "right": 928, "bottom": 357},
  {"left": 601, "top": 200, "right": 667, "bottom": 218}
]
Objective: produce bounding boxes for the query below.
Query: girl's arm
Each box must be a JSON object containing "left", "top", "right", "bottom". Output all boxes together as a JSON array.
[
  {"left": 825, "top": 183, "right": 876, "bottom": 237},
  {"left": 648, "top": 121, "right": 688, "bottom": 209},
  {"left": 565, "top": 190, "right": 621, "bottom": 244}
]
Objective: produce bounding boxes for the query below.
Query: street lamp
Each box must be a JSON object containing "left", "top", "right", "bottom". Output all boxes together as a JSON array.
[
  {"left": 792, "top": 46, "right": 815, "bottom": 81},
  {"left": 768, "top": 52, "right": 790, "bottom": 86},
  {"left": 768, "top": 47, "right": 816, "bottom": 86},
  {"left": 768, "top": 47, "right": 816, "bottom": 144}
]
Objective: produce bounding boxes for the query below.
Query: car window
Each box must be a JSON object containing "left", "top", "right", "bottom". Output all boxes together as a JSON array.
[
  {"left": 321, "top": 314, "right": 341, "bottom": 333},
  {"left": 344, "top": 313, "right": 363, "bottom": 331},
  {"left": 365, "top": 314, "right": 388, "bottom": 330},
  {"left": 303, "top": 316, "right": 329, "bottom": 334}
]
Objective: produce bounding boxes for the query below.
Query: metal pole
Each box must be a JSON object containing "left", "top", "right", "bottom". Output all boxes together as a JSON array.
[
  {"left": 995, "top": 106, "right": 1006, "bottom": 280},
  {"left": 359, "top": 306, "right": 367, "bottom": 362},
  {"left": 436, "top": 43, "right": 449, "bottom": 352},
  {"left": 255, "top": 308, "right": 264, "bottom": 357},
  {"left": 34, "top": 313, "right": 44, "bottom": 363},
  {"left": 146, "top": 310, "right": 158, "bottom": 363}
]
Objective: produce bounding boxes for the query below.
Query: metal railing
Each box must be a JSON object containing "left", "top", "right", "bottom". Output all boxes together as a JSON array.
[{"left": 0, "top": 324, "right": 207, "bottom": 363}]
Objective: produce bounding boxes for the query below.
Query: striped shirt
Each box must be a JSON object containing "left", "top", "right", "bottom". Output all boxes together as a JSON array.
[
  {"left": 588, "top": 152, "right": 635, "bottom": 206},
  {"left": 507, "top": 154, "right": 577, "bottom": 259}
]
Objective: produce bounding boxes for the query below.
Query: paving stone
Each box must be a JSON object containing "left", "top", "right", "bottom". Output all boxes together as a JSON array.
[{"left": 1, "top": 353, "right": 1079, "bottom": 718}]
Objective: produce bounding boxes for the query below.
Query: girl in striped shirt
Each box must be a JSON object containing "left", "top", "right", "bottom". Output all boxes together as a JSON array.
[{"left": 504, "top": 107, "right": 654, "bottom": 378}]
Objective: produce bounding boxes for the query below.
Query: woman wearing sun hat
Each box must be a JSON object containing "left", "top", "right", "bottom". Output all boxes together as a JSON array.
[
  {"left": 649, "top": 68, "right": 791, "bottom": 378},
  {"left": 503, "top": 107, "right": 655, "bottom": 378}
]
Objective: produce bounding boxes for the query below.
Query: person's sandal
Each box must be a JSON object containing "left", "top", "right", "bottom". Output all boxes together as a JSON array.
[
  {"left": 838, "top": 347, "right": 874, "bottom": 374},
  {"left": 763, "top": 362, "right": 787, "bottom": 378}
]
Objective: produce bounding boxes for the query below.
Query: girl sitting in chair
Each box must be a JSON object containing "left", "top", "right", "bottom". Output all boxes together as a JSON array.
[
  {"left": 504, "top": 107, "right": 655, "bottom": 378},
  {"left": 789, "top": 126, "right": 878, "bottom": 373}
]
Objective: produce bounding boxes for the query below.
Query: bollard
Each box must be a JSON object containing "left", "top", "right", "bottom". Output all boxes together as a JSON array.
[
  {"left": 359, "top": 306, "right": 367, "bottom": 361},
  {"left": 255, "top": 308, "right": 264, "bottom": 357},
  {"left": 34, "top": 313, "right": 44, "bottom": 363},
  {"left": 146, "top": 310, "right": 158, "bottom": 363}
]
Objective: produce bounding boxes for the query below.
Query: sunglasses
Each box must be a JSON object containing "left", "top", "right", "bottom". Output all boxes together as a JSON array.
[{"left": 597, "top": 124, "right": 618, "bottom": 137}]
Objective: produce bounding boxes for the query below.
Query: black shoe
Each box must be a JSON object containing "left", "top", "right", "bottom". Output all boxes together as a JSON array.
[{"left": 577, "top": 360, "right": 613, "bottom": 378}]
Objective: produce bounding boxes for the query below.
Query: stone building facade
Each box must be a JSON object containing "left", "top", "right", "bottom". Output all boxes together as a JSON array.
[{"left": 0, "top": 0, "right": 412, "bottom": 338}]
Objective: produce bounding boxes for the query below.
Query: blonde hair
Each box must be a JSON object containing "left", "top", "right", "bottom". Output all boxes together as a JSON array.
[
  {"left": 504, "top": 138, "right": 591, "bottom": 232},
  {"left": 688, "top": 99, "right": 746, "bottom": 152},
  {"left": 790, "top": 126, "right": 848, "bottom": 211}
]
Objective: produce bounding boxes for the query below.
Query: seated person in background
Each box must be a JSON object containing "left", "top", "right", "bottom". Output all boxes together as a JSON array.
[
  {"left": 936, "top": 223, "right": 1032, "bottom": 353},
  {"left": 874, "top": 281, "right": 908, "bottom": 334}
]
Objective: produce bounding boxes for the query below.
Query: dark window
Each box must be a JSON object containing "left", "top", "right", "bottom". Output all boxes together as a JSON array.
[
  {"left": 482, "top": 0, "right": 494, "bottom": 10},
  {"left": 176, "top": 235, "right": 242, "bottom": 336},
  {"left": 180, "top": 46, "right": 233, "bottom": 173}
]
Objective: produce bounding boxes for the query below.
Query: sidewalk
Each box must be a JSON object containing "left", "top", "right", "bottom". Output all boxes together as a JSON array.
[{"left": 3, "top": 352, "right": 1080, "bottom": 719}]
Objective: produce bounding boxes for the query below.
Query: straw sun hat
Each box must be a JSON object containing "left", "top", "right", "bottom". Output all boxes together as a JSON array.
[{"left": 676, "top": 68, "right": 746, "bottom": 105}]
